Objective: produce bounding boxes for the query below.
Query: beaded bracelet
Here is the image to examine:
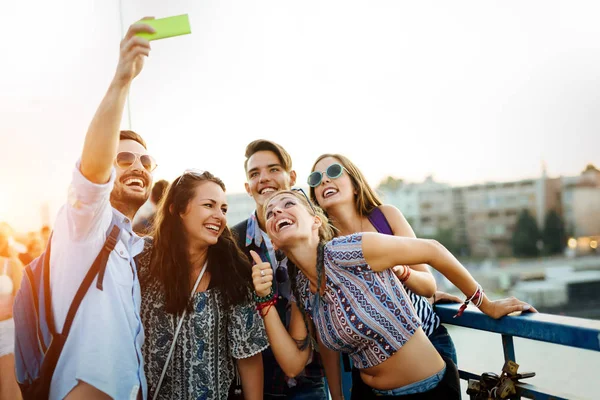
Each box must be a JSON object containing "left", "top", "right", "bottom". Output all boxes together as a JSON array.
[
  {"left": 253, "top": 287, "right": 274, "bottom": 304},
  {"left": 453, "top": 284, "right": 484, "bottom": 318}
]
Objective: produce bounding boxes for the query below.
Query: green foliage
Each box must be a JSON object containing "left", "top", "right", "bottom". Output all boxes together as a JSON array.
[
  {"left": 378, "top": 176, "right": 404, "bottom": 191},
  {"left": 423, "top": 227, "right": 461, "bottom": 255},
  {"left": 542, "top": 210, "right": 566, "bottom": 255},
  {"left": 511, "top": 209, "right": 541, "bottom": 257}
]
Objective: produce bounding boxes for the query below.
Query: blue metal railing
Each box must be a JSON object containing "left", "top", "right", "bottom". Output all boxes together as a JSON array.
[
  {"left": 435, "top": 304, "right": 600, "bottom": 400},
  {"left": 339, "top": 304, "right": 600, "bottom": 399}
]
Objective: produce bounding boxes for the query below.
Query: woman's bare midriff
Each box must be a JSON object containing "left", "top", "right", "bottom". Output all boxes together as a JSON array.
[{"left": 359, "top": 327, "right": 446, "bottom": 390}]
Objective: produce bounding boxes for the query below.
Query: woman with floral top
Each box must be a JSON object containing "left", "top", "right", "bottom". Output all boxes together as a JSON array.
[{"left": 138, "top": 170, "right": 269, "bottom": 400}]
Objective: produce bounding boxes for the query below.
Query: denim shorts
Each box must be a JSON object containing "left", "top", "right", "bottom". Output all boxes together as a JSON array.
[
  {"left": 371, "top": 365, "right": 446, "bottom": 396},
  {"left": 428, "top": 324, "right": 458, "bottom": 366}
]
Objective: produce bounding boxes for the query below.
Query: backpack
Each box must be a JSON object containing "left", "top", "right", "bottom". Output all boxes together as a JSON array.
[{"left": 12, "top": 222, "right": 121, "bottom": 399}]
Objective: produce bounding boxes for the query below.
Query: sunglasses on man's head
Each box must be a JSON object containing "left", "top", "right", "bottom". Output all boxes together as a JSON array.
[
  {"left": 116, "top": 151, "right": 157, "bottom": 172},
  {"left": 307, "top": 163, "right": 344, "bottom": 187}
]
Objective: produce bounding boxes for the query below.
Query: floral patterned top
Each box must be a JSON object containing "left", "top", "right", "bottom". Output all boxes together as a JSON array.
[{"left": 138, "top": 246, "right": 269, "bottom": 400}]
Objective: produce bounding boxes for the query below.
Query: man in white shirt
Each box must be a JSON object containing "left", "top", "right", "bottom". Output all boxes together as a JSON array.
[{"left": 49, "top": 19, "right": 157, "bottom": 400}]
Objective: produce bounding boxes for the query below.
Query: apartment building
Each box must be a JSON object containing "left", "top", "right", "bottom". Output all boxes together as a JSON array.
[
  {"left": 379, "top": 164, "right": 599, "bottom": 257},
  {"left": 563, "top": 165, "right": 600, "bottom": 237}
]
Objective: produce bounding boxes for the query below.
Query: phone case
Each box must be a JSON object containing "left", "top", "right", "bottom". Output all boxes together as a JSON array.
[{"left": 136, "top": 14, "right": 191, "bottom": 41}]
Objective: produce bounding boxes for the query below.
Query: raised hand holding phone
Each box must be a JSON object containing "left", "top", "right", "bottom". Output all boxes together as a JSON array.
[{"left": 114, "top": 18, "right": 155, "bottom": 85}]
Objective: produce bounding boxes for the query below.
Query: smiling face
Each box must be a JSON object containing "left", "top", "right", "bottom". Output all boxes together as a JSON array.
[
  {"left": 180, "top": 181, "right": 228, "bottom": 248},
  {"left": 110, "top": 139, "right": 153, "bottom": 215},
  {"left": 311, "top": 156, "right": 356, "bottom": 212},
  {"left": 245, "top": 150, "right": 297, "bottom": 209},
  {"left": 264, "top": 192, "right": 320, "bottom": 250}
]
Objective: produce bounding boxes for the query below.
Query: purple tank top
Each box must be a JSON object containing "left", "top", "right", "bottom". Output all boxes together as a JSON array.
[{"left": 367, "top": 207, "right": 393, "bottom": 235}]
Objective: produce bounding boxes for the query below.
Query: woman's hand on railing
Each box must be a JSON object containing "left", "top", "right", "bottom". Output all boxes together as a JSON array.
[
  {"left": 250, "top": 250, "right": 273, "bottom": 297},
  {"left": 479, "top": 296, "right": 537, "bottom": 319}
]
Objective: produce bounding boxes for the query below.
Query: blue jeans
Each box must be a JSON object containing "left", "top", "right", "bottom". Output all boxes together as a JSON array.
[
  {"left": 372, "top": 365, "right": 446, "bottom": 396},
  {"left": 350, "top": 356, "right": 461, "bottom": 400},
  {"left": 264, "top": 376, "right": 328, "bottom": 400},
  {"left": 428, "top": 324, "right": 458, "bottom": 366}
]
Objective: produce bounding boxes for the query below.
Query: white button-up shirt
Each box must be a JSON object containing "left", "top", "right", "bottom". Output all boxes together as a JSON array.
[{"left": 49, "top": 162, "right": 147, "bottom": 400}]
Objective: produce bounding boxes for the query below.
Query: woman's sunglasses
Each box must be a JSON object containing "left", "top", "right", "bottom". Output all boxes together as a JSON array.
[
  {"left": 307, "top": 163, "right": 344, "bottom": 187},
  {"left": 115, "top": 151, "right": 157, "bottom": 172},
  {"left": 175, "top": 169, "right": 206, "bottom": 187}
]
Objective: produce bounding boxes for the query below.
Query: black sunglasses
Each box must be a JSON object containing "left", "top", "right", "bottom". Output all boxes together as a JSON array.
[
  {"left": 307, "top": 163, "right": 344, "bottom": 187},
  {"left": 115, "top": 151, "right": 157, "bottom": 172},
  {"left": 275, "top": 250, "right": 288, "bottom": 283}
]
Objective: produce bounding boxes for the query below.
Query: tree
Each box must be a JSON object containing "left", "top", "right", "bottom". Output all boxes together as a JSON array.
[
  {"left": 423, "top": 227, "right": 460, "bottom": 255},
  {"left": 511, "top": 209, "right": 541, "bottom": 257},
  {"left": 378, "top": 176, "right": 404, "bottom": 191},
  {"left": 542, "top": 210, "right": 566, "bottom": 255}
]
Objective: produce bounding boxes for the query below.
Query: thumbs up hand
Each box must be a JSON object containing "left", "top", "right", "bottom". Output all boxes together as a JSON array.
[{"left": 250, "top": 250, "right": 273, "bottom": 297}]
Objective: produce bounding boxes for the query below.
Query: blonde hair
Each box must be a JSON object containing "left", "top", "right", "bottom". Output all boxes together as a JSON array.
[
  {"left": 264, "top": 190, "right": 334, "bottom": 242},
  {"left": 265, "top": 190, "right": 332, "bottom": 351}
]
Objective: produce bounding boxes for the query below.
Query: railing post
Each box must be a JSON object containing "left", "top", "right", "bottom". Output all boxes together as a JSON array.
[
  {"left": 502, "top": 334, "right": 516, "bottom": 363},
  {"left": 502, "top": 334, "right": 520, "bottom": 400}
]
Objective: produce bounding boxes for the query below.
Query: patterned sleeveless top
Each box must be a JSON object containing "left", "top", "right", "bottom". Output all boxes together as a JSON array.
[
  {"left": 296, "top": 234, "right": 421, "bottom": 369},
  {"left": 367, "top": 207, "right": 441, "bottom": 336}
]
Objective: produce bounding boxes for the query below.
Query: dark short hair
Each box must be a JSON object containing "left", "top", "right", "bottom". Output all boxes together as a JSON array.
[
  {"left": 150, "top": 180, "right": 169, "bottom": 205},
  {"left": 120, "top": 130, "right": 147, "bottom": 149},
  {"left": 243, "top": 139, "right": 292, "bottom": 173}
]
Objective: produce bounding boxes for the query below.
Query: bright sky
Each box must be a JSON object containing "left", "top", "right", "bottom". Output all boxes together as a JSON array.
[{"left": 1, "top": 1, "right": 598, "bottom": 232}]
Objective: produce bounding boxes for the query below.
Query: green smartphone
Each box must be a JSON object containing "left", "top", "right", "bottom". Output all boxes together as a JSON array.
[{"left": 135, "top": 14, "right": 191, "bottom": 41}]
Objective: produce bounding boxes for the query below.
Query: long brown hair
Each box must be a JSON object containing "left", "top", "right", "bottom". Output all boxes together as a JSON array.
[
  {"left": 148, "top": 171, "right": 253, "bottom": 315},
  {"left": 309, "top": 154, "right": 382, "bottom": 216}
]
